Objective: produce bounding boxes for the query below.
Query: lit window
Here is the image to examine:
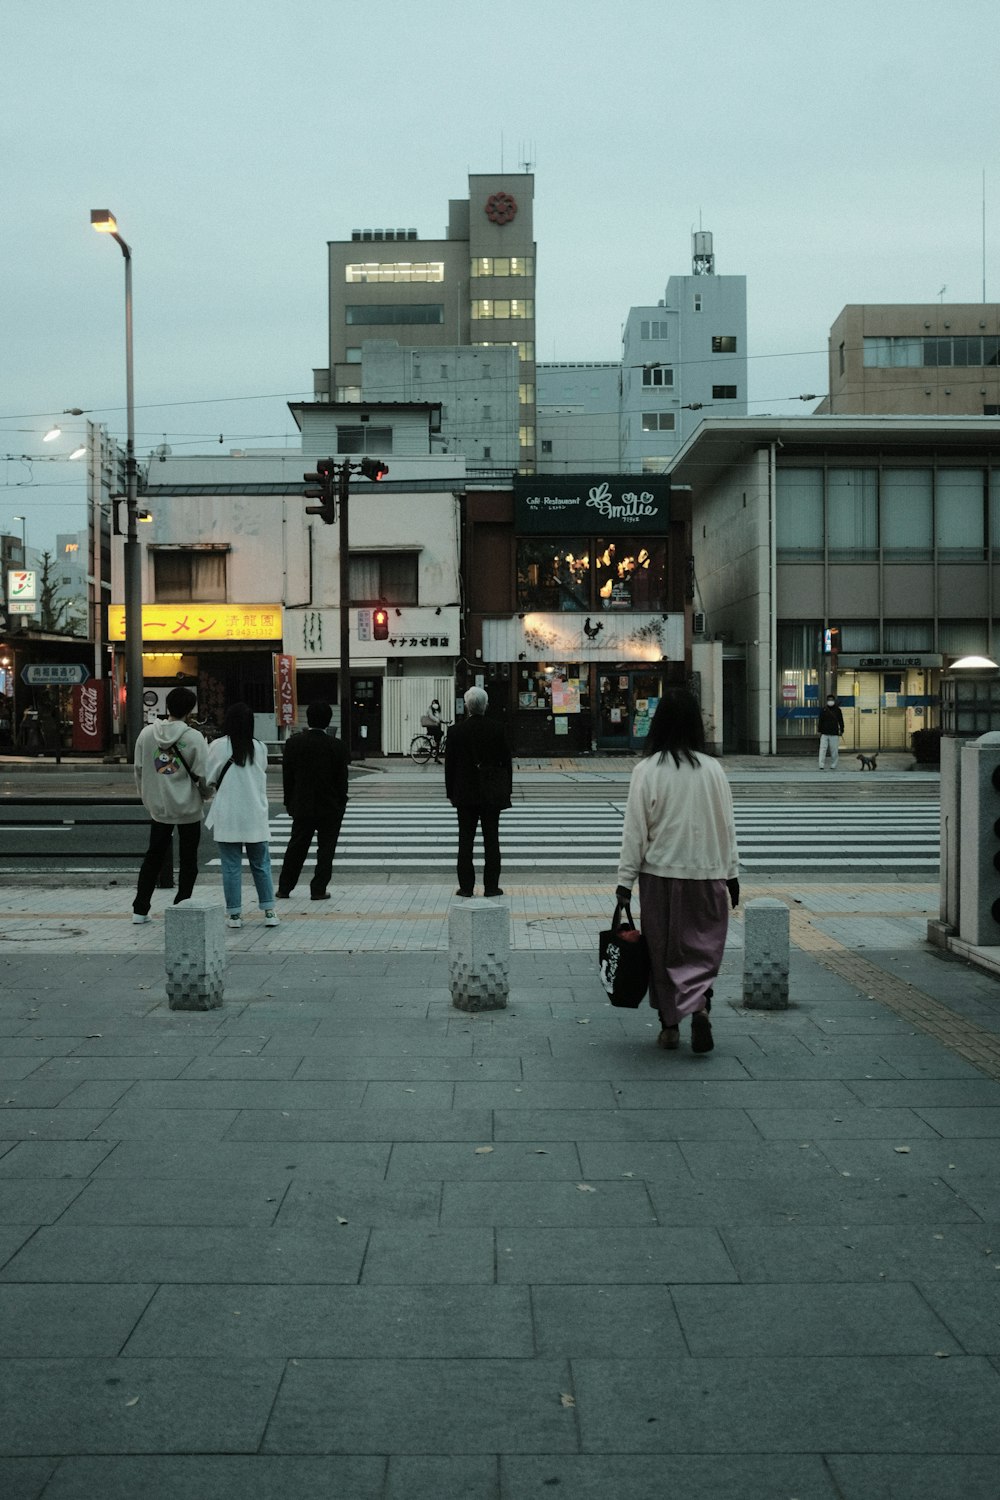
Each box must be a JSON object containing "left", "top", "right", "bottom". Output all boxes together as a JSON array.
[
  {"left": 470, "top": 256, "right": 533, "bottom": 277},
  {"left": 471, "top": 300, "right": 534, "bottom": 320},
  {"left": 345, "top": 262, "right": 444, "bottom": 282},
  {"left": 153, "top": 550, "right": 227, "bottom": 604},
  {"left": 519, "top": 383, "right": 535, "bottom": 404},
  {"left": 519, "top": 425, "right": 535, "bottom": 447}
]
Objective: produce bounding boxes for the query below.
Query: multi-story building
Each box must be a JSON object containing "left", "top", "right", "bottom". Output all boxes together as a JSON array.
[
  {"left": 536, "top": 233, "right": 747, "bottom": 474},
  {"left": 819, "top": 304, "right": 1000, "bottom": 416},
  {"left": 318, "top": 172, "right": 537, "bottom": 470},
  {"left": 669, "top": 414, "right": 1000, "bottom": 754}
]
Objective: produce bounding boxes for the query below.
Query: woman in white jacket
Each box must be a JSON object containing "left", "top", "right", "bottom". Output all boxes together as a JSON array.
[
  {"left": 205, "top": 702, "right": 278, "bottom": 930},
  {"left": 616, "top": 688, "right": 739, "bottom": 1054}
]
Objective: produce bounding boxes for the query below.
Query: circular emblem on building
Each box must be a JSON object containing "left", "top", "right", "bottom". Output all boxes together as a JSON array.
[{"left": 485, "top": 191, "right": 517, "bottom": 225}]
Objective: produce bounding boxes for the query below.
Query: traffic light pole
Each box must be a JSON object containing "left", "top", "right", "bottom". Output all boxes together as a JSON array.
[{"left": 338, "top": 462, "right": 353, "bottom": 760}]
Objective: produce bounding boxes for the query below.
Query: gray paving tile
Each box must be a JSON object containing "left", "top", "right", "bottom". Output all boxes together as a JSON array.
[
  {"left": 671, "top": 1282, "right": 962, "bottom": 1356},
  {"left": 386, "top": 1456, "right": 499, "bottom": 1500},
  {"left": 57, "top": 1175, "right": 289, "bottom": 1227},
  {"left": 454, "top": 1082, "right": 618, "bottom": 1110},
  {"left": 276, "top": 1179, "right": 442, "bottom": 1228},
  {"left": 847, "top": 1079, "right": 1000, "bottom": 1107},
  {"left": 30, "top": 1055, "right": 190, "bottom": 1080},
  {"left": 0, "top": 1079, "right": 79, "bottom": 1108},
  {"left": 89, "top": 1108, "right": 240, "bottom": 1140},
  {"left": 825, "top": 1455, "right": 1000, "bottom": 1500},
  {"left": 812, "top": 1137, "right": 1000, "bottom": 1179},
  {"left": 648, "top": 1171, "right": 976, "bottom": 1227},
  {"left": 0, "top": 1457, "right": 57, "bottom": 1500},
  {"left": 116, "top": 1079, "right": 369, "bottom": 1111},
  {"left": 0, "top": 1224, "right": 368, "bottom": 1285},
  {"left": 360, "top": 1081, "right": 456, "bottom": 1109},
  {"left": 746, "top": 1106, "right": 937, "bottom": 1139},
  {"left": 574, "top": 1142, "right": 689, "bottom": 1179},
  {"left": 0, "top": 1038, "right": 83, "bottom": 1056},
  {"left": 616, "top": 1079, "right": 859, "bottom": 1111},
  {"left": 0, "top": 1284, "right": 155, "bottom": 1355},
  {"left": 0, "top": 1109, "right": 111, "bottom": 1140},
  {"left": 124, "top": 1284, "right": 532, "bottom": 1358},
  {"left": 915, "top": 1107, "right": 1000, "bottom": 1137},
  {"left": 494, "top": 1108, "right": 756, "bottom": 1141},
  {"left": 177, "top": 1055, "right": 304, "bottom": 1080},
  {"left": 225, "top": 1107, "right": 493, "bottom": 1142},
  {"left": 38, "top": 1456, "right": 386, "bottom": 1500},
  {"left": 676, "top": 1140, "right": 833, "bottom": 1180},
  {"left": 917, "top": 1278, "right": 1000, "bottom": 1353},
  {"left": 443, "top": 1180, "right": 656, "bottom": 1227},
  {"left": 572, "top": 1355, "right": 1000, "bottom": 1453},
  {"left": 261, "top": 1030, "right": 473, "bottom": 1057},
  {"left": 722, "top": 1224, "right": 1000, "bottom": 1283},
  {"left": 296, "top": 1055, "right": 522, "bottom": 1082},
  {"left": 262, "top": 1357, "right": 577, "bottom": 1454},
  {"left": 0, "top": 1358, "right": 283, "bottom": 1454},
  {"left": 386, "top": 1141, "right": 582, "bottom": 1180},
  {"left": 532, "top": 1285, "right": 687, "bottom": 1357},
  {"left": 498, "top": 1227, "right": 737, "bottom": 1285},
  {"left": 90, "top": 1139, "right": 391, "bottom": 1180},
  {"left": 0, "top": 1178, "right": 85, "bottom": 1223},
  {"left": 61, "top": 1080, "right": 135, "bottom": 1110},
  {"left": 361, "top": 1227, "right": 494, "bottom": 1283},
  {"left": 0, "top": 1059, "right": 47, "bottom": 1081},
  {"left": 500, "top": 1454, "right": 839, "bottom": 1499}
]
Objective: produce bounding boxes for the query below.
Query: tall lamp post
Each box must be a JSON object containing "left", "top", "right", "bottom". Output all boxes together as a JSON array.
[{"left": 91, "top": 209, "right": 143, "bottom": 756}]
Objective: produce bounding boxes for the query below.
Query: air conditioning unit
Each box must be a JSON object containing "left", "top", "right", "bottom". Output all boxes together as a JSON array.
[{"left": 693, "top": 610, "right": 707, "bottom": 636}]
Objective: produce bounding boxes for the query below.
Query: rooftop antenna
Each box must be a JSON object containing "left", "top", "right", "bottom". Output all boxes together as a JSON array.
[
  {"left": 938, "top": 284, "right": 947, "bottom": 303},
  {"left": 983, "top": 168, "right": 988, "bottom": 303},
  {"left": 500, "top": 131, "right": 504, "bottom": 172},
  {"left": 519, "top": 141, "right": 535, "bottom": 174}
]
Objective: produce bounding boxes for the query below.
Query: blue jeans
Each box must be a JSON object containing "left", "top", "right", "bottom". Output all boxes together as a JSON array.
[{"left": 217, "top": 841, "right": 275, "bottom": 915}]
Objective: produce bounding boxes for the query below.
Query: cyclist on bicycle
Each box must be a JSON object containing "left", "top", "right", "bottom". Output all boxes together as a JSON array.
[{"left": 423, "top": 699, "right": 445, "bottom": 762}]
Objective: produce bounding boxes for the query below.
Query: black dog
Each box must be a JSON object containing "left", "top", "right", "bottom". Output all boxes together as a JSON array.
[{"left": 856, "top": 752, "right": 878, "bottom": 771}]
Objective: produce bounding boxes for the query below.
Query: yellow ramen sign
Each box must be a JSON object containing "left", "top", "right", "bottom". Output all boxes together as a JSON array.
[{"left": 108, "top": 604, "right": 283, "bottom": 642}]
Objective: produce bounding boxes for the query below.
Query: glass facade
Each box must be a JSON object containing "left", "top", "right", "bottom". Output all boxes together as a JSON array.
[{"left": 516, "top": 537, "right": 667, "bottom": 612}]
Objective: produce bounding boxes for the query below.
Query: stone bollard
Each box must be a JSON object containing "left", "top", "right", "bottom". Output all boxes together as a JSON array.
[
  {"left": 742, "top": 897, "right": 790, "bottom": 1010},
  {"left": 164, "top": 899, "right": 226, "bottom": 1011},
  {"left": 449, "top": 898, "right": 510, "bottom": 1012}
]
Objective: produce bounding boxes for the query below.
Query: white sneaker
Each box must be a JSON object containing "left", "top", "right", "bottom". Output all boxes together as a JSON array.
[
  {"left": 226, "top": 915, "right": 243, "bottom": 929},
  {"left": 264, "top": 910, "right": 279, "bottom": 927},
  {"left": 131, "top": 913, "right": 150, "bottom": 925}
]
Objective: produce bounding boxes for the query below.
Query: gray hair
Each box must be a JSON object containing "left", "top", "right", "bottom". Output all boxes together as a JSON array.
[{"left": 464, "top": 686, "right": 488, "bottom": 716}]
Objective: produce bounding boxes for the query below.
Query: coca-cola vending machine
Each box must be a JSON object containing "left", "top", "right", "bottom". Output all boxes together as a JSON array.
[{"left": 71, "top": 680, "right": 108, "bottom": 752}]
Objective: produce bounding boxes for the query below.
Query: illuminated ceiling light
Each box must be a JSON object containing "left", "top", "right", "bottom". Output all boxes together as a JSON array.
[
  {"left": 43, "top": 425, "right": 61, "bottom": 442},
  {"left": 69, "top": 446, "right": 86, "bottom": 460}
]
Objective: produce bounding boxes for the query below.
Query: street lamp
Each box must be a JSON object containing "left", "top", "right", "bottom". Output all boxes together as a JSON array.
[
  {"left": 12, "top": 515, "right": 26, "bottom": 563},
  {"left": 91, "top": 209, "right": 143, "bottom": 756}
]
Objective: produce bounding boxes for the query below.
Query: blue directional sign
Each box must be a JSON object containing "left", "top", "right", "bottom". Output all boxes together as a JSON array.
[{"left": 20, "top": 663, "right": 91, "bottom": 686}]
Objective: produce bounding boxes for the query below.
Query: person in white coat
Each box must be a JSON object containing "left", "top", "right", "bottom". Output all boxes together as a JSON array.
[{"left": 204, "top": 702, "right": 278, "bottom": 929}]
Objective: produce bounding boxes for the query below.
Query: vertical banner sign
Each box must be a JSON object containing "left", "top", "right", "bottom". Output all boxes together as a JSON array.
[
  {"left": 71, "top": 680, "right": 108, "bottom": 752},
  {"left": 273, "top": 653, "right": 297, "bottom": 729}
]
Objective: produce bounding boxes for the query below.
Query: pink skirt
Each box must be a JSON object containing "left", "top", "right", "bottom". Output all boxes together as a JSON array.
[{"left": 637, "top": 873, "right": 730, "bottom": 1026}]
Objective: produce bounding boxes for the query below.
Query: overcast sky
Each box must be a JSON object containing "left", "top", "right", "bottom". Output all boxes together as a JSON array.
[{"left": 3, "top": 0, "right": 999, "bottom": 553}]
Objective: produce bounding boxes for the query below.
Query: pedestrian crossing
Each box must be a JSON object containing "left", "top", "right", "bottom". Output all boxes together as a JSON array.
[{"left": 247, "top": 799, "right": 942, "bottom": 875}]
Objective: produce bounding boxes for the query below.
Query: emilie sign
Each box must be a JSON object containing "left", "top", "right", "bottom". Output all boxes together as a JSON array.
[{"left": 514, "top": 474, "right": 669, "bottom": 535}]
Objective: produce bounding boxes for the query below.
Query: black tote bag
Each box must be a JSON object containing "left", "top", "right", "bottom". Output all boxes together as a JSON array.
[{"left": 598, "top": 900, "right": 650, "bottom": 1009}]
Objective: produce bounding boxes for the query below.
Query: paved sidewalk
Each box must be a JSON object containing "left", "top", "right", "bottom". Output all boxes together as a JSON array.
[{"left": 1, "top": 881, "right": 999, "bottom": 1498}]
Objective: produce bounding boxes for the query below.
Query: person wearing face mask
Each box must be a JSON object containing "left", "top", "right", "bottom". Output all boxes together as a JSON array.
[{"left": 817, "top": 693, "right": 845, "bottom": 770}]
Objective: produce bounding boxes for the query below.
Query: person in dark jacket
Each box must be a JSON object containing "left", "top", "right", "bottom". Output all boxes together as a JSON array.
[
  {"left": 275, "top": 702, "right": 350, "bottom": 901},
  {"left": 817, "top": 694, "right": 845, "bottom": 770},
  {"left": 444, "top": 686, "right": 513, "bottom": 897}
]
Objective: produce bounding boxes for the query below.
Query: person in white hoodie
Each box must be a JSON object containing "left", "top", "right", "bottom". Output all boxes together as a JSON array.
[
  {"left": 616, "top": 688, "right": 740, "bottom": 1055},
  {"left": 132, "top": 685, "right": 209, "bottom": 923},
  {"left": 204, "top": 701, "right": 278, "bottom": 930}
]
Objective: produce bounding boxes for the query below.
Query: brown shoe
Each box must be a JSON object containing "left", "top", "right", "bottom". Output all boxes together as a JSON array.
[{"left": 657, "top": 1026, "right": 680, "bottom": 1050}]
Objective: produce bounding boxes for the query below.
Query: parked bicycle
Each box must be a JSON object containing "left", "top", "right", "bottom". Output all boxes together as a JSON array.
[{"left": 409, "top": 722, "right": 450, "bottom": 764}]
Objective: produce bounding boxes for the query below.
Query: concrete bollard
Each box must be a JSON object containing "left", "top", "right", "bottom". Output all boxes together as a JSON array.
[
  {"left": 743, "top": 897, "right": 790, "bottom": 1010},
  {"left": 165, "top": 899, "right": 226, "bottom": 1011},
  {"left": 449, "top": 898, "right": 510, "bottom": 1012}
]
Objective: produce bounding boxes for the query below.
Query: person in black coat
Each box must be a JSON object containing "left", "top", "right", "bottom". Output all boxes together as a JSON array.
[
  {"left": 276, "top": 701, "right": 350, "bottom": 901},
  {"left": 444, "top": 686, "right": 513, "bottom": 897}
]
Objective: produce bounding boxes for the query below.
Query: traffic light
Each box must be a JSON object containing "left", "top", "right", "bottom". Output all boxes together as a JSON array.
[
  {"left": 359, "top": 458, "right": 389, "bottom": 482},
  {"left": 303, "top": 458, "right": 336, "bottom": 524},
  {"left": 373, "top": 607, "right": 389, "bottom": 641}
]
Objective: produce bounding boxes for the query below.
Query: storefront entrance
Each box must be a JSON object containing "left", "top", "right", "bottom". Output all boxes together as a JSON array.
[
  {"left": 351, "top": 676, "right": 382, "bottom": 757},
  {"left": 598, "top": 669, "right": 661, "bottom": 753},
  {"left": 835, "top": 667, "right": 936, "bottom": 751}
]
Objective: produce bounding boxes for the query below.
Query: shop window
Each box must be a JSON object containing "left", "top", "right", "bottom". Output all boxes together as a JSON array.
[
  {"left": 776, "top": 469, "right": 823, "bottom": 558},
  {"left": 153, "top": 549, "right": 227, "bottom": 603},
  {"left": 349, "top": 551, "right": 418, "bottom": 605},
  {"left": 882, "top": 470, "right": 932, "bottom": 558},
  {"left": 827, "top": 469, "right": 877, "bottom": 559},
  {"left": 595, "top": 538, "right": 667, "bottom": 610},
  {"left": 516, "top": 538, "right": 589, "bottom": 611},
  {"left": 936, "top": 468, "right": 986, "bottom": 558}
]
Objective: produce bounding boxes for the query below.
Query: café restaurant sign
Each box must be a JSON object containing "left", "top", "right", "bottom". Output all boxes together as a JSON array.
[{"left": 514, "top": 474, "right": 669, "bottom": 535}]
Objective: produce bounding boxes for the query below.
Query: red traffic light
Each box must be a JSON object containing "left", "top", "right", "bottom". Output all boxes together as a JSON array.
[
  {"left": 372, "top": 607, "right": 389, "bottom": 641},
  {"left": 359, "top": 458, "right": 389, "bottom": 482}
]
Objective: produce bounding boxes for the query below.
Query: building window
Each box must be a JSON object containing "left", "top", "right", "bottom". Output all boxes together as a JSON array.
[
  {"left": 345, "top": 262, "right": 444, "bottom": 282},
  {"left": 345, "top": 304, "right": 444, "bottom": 325},
  {"left": 334, "top": 385, "right": 361, "bottom": 403},
  {"left": 345, "top": 347, "right": 362, "bottom": 364},
  {"left": 471, "top": 299, "right": 534, "bottom": 320},
  {"left": 519, "top": 383, "right": 535, "bottom": 404},
  {"left": 711, "top": 335, "right": 738, "bottom": 353},
  {"left": 882, "top": 469, "right": 932, "bottom": 558},
  {"left": 336, "top": 425, "right": 393, "bottom": 455},
  {"left": 839, "top": 341, "right": 846, "bottom": 376},
  {"left": 595, "top": 538, "right": 667, "bottom": 609},
  {"left": 349, "top": 551, "right": 418, "bottom": 605},
  {"left": 517, "top": 538, "right": 589, "bottom": 610},
  {"left": 519, "top": 425, "right": 535, "bottom": 447},
  {"left": 776, "top": 469, "right": 824, "bottom": 558},
  {"left": 483, "top": 446, "right": 492, "bottom": 459},
  {"left": 473, "top": 340, "right": 535, "bottom": 360},
  {"left": 470, "top": 256, "right": 533, "bottom": 277},
  {"left": 984, "top": 404, "right": 1000, "bottom": 416},
  {"left": 827, "top": 469, "right": 878, "bottom": 559},
  {"left": 936, "top": 468, "right": 986, "bottom": 557},
  {"left": 640, "top": 320, "right": 669, "bottom": 340},
  {"left": 641, "top": 458, "right": 670, "bottom": 473},
  {"left": 153, "top": 549, "right": 227, "bottom": 604},
  {"left": 540, "top": 439, "right": 552, "bottom": 454},
  {"left": 864, "top": 335, "right": 1000, "bottom": 368},
  {"left": 712, "top": 385, "right": 737, "bottom": 400},
  {"left": 693, "top": 295, "right": 702, "bottom": 313},
  {"left": 641, "top": 412, "right": 675, "bottom": 431},
  {"left": 641, "top": 366, "right": 673, "bottom": 387}
]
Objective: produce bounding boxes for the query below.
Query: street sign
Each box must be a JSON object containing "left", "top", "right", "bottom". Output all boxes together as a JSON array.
[
  {"left": 10, "top": 602, "right": 36, "bottom": 615},
  {"left": 20, "top": 663, "right": 91, "bottom": 686}
]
